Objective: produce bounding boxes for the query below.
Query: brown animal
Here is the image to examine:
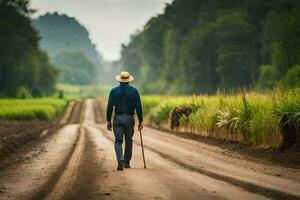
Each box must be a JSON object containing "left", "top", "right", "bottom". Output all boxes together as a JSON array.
[{"left": 171, "top": 106, "right": 193, "bottom": 130}]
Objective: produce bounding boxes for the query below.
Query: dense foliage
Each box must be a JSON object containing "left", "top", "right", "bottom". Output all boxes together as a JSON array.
[
  {"left": 0, "top": 98, "right": 66, "bottom": 120},
  {"left": 32, "top": 13, "right": 106, "bottom": 85},
  {"left": 141, "top": 89, "right": 300, "bottom": 149},
  {"left": 121, "top": 0, "right": 300, "bottom": 94},
  {"left": 0, "top": 0, "right": 57, "bottom": 97}
]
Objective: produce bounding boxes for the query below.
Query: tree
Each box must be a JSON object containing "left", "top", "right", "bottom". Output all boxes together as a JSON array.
[
  {"left": 214, "top": 12, "right": 259, "bottom": 90},
  {"left": 280, "top": 65, "right": 300, "bottom": 88},
  {"left": 53, "top": 51, "right": 97, "bottom": 85},
  {"left": 0, "top": 1, "right": 57, "bottom": 97},
  {"left": 121, "top": 32, "right": 144, "bottom": 82},
  {"left": 261, "top": 6, "right": 300, "bottom": 76},
  {"left": 256, "top": 65, "right": 279, "bottom": 89},
  {"left": 180, "top": 24, "right": 218, "bottom": 94}
]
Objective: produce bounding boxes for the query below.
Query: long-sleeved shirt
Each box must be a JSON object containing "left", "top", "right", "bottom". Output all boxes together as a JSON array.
[{"left": 106, "top": 83, "right": 143, "bottom": 123}]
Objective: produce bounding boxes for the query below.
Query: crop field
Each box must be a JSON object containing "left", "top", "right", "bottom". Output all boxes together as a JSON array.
[
  {"left": 142, "top": 89, "right": 300, "bottom": 149},
  {"left": 57, "top": 84, "right": 111, "bottom": 100},
  {"left": 0, "top": 98, "right": 67, "bottom": 121}
]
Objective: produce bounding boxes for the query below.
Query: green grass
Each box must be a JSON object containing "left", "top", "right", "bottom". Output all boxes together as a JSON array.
[
  {"left": 275, "top": 89, "right": 300, "bottom": 129},
  {"left": 57, "top": 83, "right": 111, "bottom": 100},
  {"left": 0, "top": 98, "right": 67, "bottom": 120},
  {"left": 142, "top": 96, "right": 165, "bottom": 116},
  {"left": 141, "top": 88, "right": 300, "bottom": 148}
]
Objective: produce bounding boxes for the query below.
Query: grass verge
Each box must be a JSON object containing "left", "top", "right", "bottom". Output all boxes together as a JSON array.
[{"left": 0, "top": 98, "right": 67, "bottom": 121}]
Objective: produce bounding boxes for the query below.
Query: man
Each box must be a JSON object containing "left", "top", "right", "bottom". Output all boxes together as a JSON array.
[{"left": 106, "top": 71, "right": 143, "bottom": 171}]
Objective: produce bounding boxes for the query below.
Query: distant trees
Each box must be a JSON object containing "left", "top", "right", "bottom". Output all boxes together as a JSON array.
[
  {"left": 32, "top": 13, "right": 106, "bottom": 85},
  {"left": 280, "top": 65, "right": 300, "bottom": 88},
  {"left": 52, "top": 52, "right": 97, "bottom": 85},
  {"left": 121, "top": 0, "right": 300, "bottom": 94},
  {"left": 214, "top": 12, "right": 258, "bottom": 90},
  {"left": 181, "top": 24, "right": 218, "bottom": 94},
  {"left": 0, "top": 0, "right": 57, "bottom": 97}
]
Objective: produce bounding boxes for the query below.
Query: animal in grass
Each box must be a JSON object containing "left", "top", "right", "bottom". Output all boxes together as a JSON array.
[{"left": 171, "top": 106, "right": 193, "bottom": 130}]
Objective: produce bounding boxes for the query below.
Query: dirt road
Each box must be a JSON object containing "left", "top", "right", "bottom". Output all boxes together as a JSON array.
[{"left": 0, "top": 99, "right": 299, "bottom": 200}]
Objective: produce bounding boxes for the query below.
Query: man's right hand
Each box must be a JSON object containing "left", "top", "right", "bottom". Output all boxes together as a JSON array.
[{"left": 107, "top": 122, "right": 112, "bottom": 131}]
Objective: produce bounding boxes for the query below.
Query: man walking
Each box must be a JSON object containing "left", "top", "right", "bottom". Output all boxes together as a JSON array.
[{"left": 106, "top": 71, "right": 143, "bottom": 170}]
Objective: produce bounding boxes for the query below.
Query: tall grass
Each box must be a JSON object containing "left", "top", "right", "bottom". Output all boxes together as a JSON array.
[
  {"left": 0, "top": 98, "right": 67, "bottom": 120},
  {"left": 143, "top": 89, "right": 300, "bottom": 148},
  {"left": 274, "top": 89, "right": 300, "bottom": 149},
  {"left": 142, "top": 96, "right": 164, "bottom": 116}
]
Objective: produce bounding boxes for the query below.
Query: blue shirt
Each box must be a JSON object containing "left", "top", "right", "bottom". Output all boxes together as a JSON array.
[{"left": 106, "top": 83, "right": 143, "bottom": 123}]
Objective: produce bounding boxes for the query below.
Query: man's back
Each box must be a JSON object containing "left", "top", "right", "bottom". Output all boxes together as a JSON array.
[{"left": 106, "top": 83, "right": 143, "bottom": 123}]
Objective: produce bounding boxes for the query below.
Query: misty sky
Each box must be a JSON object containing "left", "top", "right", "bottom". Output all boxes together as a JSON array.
[{"left": 30, "top": 0, "right": 173, "bottom": 61}]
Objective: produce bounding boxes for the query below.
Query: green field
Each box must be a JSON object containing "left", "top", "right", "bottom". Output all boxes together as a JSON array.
[
  {"left": 0, "top": 98, "right": 67, "bottom": 121},
  {"left": 142, "top": 89, "right": 300, "bottom": 149},
  {"left": 57, "top": 84, "right": 111, "bottom": 100}
]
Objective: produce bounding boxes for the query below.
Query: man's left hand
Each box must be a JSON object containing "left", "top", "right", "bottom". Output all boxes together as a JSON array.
[
  {"left": 138, "top": 122, "right": 143, "bottom": 131},
  {"left": 107, "top": 122, "right": 112, "bottom": 131}
]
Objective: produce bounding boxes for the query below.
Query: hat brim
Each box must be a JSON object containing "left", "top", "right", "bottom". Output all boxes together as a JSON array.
[{"left": 115, "top": 75, "right": 135, "bottom": 83}]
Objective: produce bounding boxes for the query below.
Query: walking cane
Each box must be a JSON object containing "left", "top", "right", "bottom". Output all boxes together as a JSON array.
[{"left": 139, "top": 130, "right": 147, "bottom": 168}]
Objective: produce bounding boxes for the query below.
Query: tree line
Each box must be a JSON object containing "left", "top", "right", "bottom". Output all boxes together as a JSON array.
[
  {"left": 32, "top": 13, "right": 105, "bottom": 85},
  {"left": 0, "top": 0, "right": 57, "bottom": 98},
  {"left": 121, "top": 0, "right": 300, "bottom": 94}
]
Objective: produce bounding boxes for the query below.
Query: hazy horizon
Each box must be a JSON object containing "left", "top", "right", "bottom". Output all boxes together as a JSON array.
[{"left": 30, "top": 0, "right": 173, "bottom": 61}]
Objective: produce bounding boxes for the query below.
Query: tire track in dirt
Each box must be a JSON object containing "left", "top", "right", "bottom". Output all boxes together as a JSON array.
[
  {"left": 59, "top": 101, "right": 75, "bottom": 125},
  {"left": 32, "top": 100, "right": 87, "bottom": 200},
  {"left": 60, "top": 99, "right": 107, "bottom": 199},
  {"left": 93, "top": 100, "right": 104, "bottom": 124},
  {"left": 34, "top": 99, "right": 102, "bottom": 200},
  {"left": 0, "top": 100, "right": 85, "bottom": 200},
  {"left": 144, "top": 146, "right": 300, "bottom": 200},
  {"left": 40, "top": 126, "right": 85, "bottom": 200},
  {"left": 80, "top": 100, "right": 86, "bottom": 124},
  {"left": 61, "top": 127, "right": 106, "bottom": 200},
  {"left": 0, "top": 124, "right": 80, "bottom": 200},
  {"left": 30, "top": 126, "right": 82, "bottom": 200},
  {"left": 137, "top": 128, "right": 300, "bottom": 199},
  {"left": 68, "top": 101, "right": 83, "bottom": 124}
]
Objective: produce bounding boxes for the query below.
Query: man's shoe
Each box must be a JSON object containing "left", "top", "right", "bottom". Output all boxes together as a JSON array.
[
  {"left": 124, "top": 163, "right": 131, "bottom": 168},
  {"left": 117, "top": 161, "right": 124, "bottom": 171}
]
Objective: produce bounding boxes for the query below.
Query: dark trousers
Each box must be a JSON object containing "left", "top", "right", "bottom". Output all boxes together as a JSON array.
[{"left": 113, "top": 114, "right": 134, "bottom": 164}]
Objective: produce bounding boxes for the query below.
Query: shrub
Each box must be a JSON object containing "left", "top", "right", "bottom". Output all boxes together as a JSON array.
[
  {"left": 16, "top": 86, "right": 32, "bottom": 99},
  {"left": 256, "top": 65, "right": 279, "bottom": 89},
  {"left": 280, "top": 65, "right": 300, "bottom": 89}
]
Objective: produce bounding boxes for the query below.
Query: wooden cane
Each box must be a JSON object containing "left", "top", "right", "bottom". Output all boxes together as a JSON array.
[{"left": 139, "top": 130, "right": 147, "bottom": 168}]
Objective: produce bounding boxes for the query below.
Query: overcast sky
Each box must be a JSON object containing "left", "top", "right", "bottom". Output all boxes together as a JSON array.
[{"left": 30, "top": 0, "right": 173, "bottom": 61}]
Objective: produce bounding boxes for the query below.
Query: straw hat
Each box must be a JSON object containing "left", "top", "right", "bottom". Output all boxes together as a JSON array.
[{"left": 115, "top": 71, "right": 135, "bottom": 83}]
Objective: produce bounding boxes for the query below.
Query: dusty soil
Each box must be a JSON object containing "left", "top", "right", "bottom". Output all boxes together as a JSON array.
[
  {"left": 0, "top": 101, "right": 77, "bottom": 163},
  {"left": 0, "top": 99, "right": 299, "bottom": 200},
  {"left": 0, "top": 120, "right": 59, "bottom": 160},
  {"left": 155, "top": 128, "right": 300, "bottom": 167}
]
